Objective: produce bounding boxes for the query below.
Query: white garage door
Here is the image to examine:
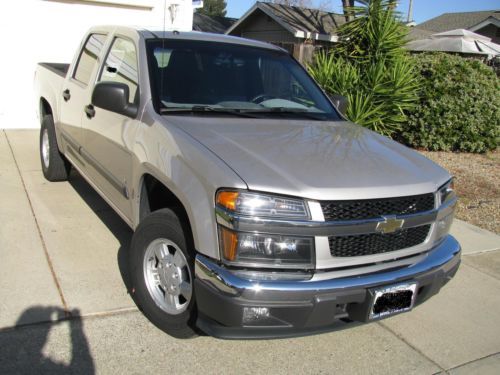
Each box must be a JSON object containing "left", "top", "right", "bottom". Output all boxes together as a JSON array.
[{"left": 0, "top": 0, "right": 174, "bottom": 129}]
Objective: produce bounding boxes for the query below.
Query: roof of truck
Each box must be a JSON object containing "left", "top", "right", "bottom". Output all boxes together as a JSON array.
[{"left": 90, "top": 25, "right": 283, "bottom": 52}]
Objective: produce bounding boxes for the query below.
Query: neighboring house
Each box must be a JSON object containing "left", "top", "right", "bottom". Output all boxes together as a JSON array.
[
  {"left": 193, "top": 13, "right": 237, "bottom": 34},
  {"left": 226, "top": 2, "right": 345, "bottom": 63},
  {"left": 409, "top": 10, "right": 500, "bottom": 44}
]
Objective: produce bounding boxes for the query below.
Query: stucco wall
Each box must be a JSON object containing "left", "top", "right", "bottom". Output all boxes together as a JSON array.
[{"left": 0, "top": 0, "right": 176, "bottom": 129}]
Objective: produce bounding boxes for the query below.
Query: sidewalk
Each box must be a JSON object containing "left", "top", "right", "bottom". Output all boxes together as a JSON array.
[{"left": 1, "top": 129, "right": 499, "bottom": 374}]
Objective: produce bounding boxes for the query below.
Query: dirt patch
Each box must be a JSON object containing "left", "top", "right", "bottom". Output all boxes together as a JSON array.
[{"left": 419, "top": 150, "right": 499, "bottom": 234}]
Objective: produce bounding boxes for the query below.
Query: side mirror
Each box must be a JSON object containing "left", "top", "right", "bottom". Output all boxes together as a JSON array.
[
  {"left": 329, "top": 94, "right": 348, "bottom": 117},
  {"left": 91, "top": 82, "right": 138, "bottom": 118}
]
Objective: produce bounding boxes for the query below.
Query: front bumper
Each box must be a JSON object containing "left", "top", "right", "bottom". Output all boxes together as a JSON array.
[{"left": 194, "top": 235, "right": 461, "bottom": 339}]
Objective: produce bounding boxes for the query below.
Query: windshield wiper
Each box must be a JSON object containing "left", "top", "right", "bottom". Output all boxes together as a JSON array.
[
  {"left": 160, "top": 106, "right": 259, "bottom": 118},
  {"left": 249, "top": 107, "right": 328, "bottom": 119}
]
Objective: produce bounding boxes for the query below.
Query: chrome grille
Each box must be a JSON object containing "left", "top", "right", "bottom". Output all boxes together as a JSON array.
[
  {"left": 328, "top": 225, "right": 431, "bottom": 257},
  {"left": 320, "top": 194, "right": 435, "bottom": 221}
]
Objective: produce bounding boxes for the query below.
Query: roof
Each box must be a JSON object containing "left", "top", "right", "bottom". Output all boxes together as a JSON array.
[
  {"left": 415, "top": 10, "right": 500, "bottom": 33},
  {"left": 406, "top": 29, "right": 500, "bottom": 56},
  {"left": 88, "top": 25, "right": 282, "bottom": 51},
  {"left": 227, "top": 1, "right": 345, "bottom": 42},
  {"left": 192, "top": 13, "right": 236, "bottom": 34},
  {"left": 434, "top": 29, "right": 492, "bottom": 41},
  {"left": 143, "top": 30, "right": 283, "bottom": 51},
  {"left": 407, "top": 27, "right": 434, "bottom": 41}
]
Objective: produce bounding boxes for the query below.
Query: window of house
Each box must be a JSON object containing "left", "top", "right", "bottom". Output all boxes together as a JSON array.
[
  {"left": 73, "top": 34, "right": 107, "bottom": 85},
  {"left": 100, "top": 37, "right": 139, "bottom": 104}
]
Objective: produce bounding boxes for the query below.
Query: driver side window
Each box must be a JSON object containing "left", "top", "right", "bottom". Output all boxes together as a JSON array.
[{"left": 100, "top": 37, "right": 139, "bottom": 104}]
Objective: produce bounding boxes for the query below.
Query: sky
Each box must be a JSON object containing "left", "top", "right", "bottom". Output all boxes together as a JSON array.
[{"left": 225, "top": 0, "right": 500, "bottom": 24}]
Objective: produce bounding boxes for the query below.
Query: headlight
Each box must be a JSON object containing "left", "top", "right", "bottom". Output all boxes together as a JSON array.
[
  {"left": 218, "top": 226, "right": 314, "bottom": 269},
  {"left": 438, "top": 178, "right": 455, "bottom": 206},
  {"left": 436, "top": 213, "right": 454, "bottom": 242},
  {"left": 436, "top": 178, "right": 456, "bottom": 242},
  {"left": 216, "top": 190, "right": 309, "bottom": 219}
]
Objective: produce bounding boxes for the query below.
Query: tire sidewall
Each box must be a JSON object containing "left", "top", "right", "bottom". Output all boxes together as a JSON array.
[
  {"left": 40, "top": 116, "right": 52, "bottom": 176},
  {"left": 39, "top": 114, "right": 70, "bottom": 181},
  {"left": 129, "top": 209, "right": 196, "bottom": 337}
]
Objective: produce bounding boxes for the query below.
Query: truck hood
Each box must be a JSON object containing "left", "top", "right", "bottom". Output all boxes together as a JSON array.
[{"left": 167, "top": 116, "right": 450, "bottom": 200}]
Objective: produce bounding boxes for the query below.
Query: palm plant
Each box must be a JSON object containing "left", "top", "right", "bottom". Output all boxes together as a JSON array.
[{"left": 308, "top": 0, "right": 419, "bottom": 137}]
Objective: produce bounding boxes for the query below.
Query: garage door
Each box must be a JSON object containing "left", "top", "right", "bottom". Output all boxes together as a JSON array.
[{"left": 0, "top": 0, "right": 161, "bottom": 129}]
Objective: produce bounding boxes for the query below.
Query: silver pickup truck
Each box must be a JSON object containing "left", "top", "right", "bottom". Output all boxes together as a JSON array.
[{"left": 34, "top": 25, "right": 460, "bottom": 339}]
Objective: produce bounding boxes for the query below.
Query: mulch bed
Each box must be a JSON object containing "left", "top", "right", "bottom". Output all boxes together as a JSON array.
[{"left": 419, "top": 150, "right": 499, "bottom": 234}]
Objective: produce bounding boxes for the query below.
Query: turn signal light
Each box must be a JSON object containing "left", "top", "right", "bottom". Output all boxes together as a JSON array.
[
  {"left": 216, "top": 191, "right": 240, "bottom": 211},
  {"left": 219, "top": 226, "right": 238, "bottom": 261}
]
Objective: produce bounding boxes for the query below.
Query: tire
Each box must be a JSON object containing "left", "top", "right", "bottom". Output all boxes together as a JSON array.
[
  {"left": 40, "top": 114, "right": 71, "bottom": 181},
  {"left": 129, "top": 208, "right": 197, "bottom": 338}
]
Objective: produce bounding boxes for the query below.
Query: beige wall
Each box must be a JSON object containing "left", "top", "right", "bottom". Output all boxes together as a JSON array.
[{"left": 230, "top": 9, "right": 297, "bottom": 44}]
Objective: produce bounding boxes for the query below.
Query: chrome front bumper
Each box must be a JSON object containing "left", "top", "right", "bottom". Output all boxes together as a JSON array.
[{"left": 194, "top": 235, "right": 461, "bottom": 339}]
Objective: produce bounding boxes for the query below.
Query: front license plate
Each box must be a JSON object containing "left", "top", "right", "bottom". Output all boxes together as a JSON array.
[{"left": 369, "top": 282, "right": 418, "bottom": 320}]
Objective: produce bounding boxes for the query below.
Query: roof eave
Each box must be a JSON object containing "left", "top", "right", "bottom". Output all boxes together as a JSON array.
[
  {"left": 295, "top": 31, "right": 338, "bottom": 42},
  {"left": 226, "top": 3, "right": 298, "bottom": 36},
  {"left": 469, "top": 16, "right": 500, "bottom": 32}
]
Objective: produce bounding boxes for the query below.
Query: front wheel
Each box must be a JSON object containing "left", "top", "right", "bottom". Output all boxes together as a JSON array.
[{"left": 129, "top": 209, "right": 197, "bottom": 338}]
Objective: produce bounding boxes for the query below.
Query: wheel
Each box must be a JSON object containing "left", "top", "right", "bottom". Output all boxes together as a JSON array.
[
  {"left": 40, "top": 114, "right": 71, "bottom": 181},
  {"left": 129, "top": 208, "right": 197, "bottom": 338}
]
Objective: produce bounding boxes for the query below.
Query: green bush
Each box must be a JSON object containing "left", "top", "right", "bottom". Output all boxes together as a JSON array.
[
  {"left": 399, "top": 53, "right": 499, "bottom": 153},
  {"left": 308, "top": 0, "right": 419, "bottom": 137}
]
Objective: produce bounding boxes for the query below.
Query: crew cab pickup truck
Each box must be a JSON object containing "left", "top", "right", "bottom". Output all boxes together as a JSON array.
[{"left": 34, "top": 26, "right": 460, "bottom": 339}]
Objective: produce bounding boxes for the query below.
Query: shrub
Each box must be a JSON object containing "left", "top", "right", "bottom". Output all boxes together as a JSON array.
[
  {"left": 399, "top": 53, "right": 499, "bottom": 153},
  {"left": 308, "top": 0, "right": 419, "bottom": 137}
]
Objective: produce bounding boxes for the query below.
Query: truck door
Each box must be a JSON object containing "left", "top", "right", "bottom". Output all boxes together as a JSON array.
[
  {"left": 59, "top": 33, "right": 107, "bottom": 165},
  {"left": 81, "top": 36, "right": 139, "bottom": 221}
]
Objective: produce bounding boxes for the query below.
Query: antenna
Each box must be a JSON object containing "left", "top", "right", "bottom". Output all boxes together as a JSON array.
[
  {"left": 156, "top": 1, "right": 196, "bottom": 32},
  {"left": 407, "top": 0, "right": 414, "bottom": 23},
  {"left": 160, "top": 0, "right": 166, "bottom": 110}
]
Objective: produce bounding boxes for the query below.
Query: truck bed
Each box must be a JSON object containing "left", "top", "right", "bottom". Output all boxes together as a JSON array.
[{"left": 38, "top": 63, "right": 70, "bottom": 78}]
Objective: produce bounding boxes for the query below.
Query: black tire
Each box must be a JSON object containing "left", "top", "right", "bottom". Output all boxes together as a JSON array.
[
  {"left": 129, "top": 208, "right": 197, "bottom": 338},
  {"left": 40, "top": 115, "right": 71, "bottom": 181}
]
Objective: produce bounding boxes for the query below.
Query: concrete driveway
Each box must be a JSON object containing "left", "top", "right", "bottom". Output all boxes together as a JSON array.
[{"left": 1, "top": 129, "right": 499, "bottom": 374}]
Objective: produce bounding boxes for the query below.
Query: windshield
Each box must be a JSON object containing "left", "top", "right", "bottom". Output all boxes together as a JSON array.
[{"left": 146, "top": 39, "right": 340, "bottom": 120}]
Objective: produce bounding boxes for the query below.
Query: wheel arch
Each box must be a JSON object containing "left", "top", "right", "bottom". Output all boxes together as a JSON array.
[
  {"left": 40, "top": 97, "right": 53, "bottom": 119},
  {"left": 138, "top": 172, "right": 197, "bottom": 254},
  {"left": 39, "top": 97, "right": 65, "bottom": 154}
]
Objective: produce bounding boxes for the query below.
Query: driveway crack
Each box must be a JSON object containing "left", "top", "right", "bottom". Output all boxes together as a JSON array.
[
  {"left": 377, "top": 321, "right": 447, "bottom": 372},
  {"left": 4, "top": 130, "right": 70, "bottom": 316}
]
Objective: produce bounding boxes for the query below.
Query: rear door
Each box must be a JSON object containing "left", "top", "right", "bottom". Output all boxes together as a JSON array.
[
  {"left": 59, "top": 33, "right": 107, "bottom": 165},
  {"left": 81, "top": 36, "right": 140, "bottom": 221}
]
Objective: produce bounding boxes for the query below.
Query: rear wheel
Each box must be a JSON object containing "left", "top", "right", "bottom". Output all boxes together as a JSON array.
[
  {"left": 129, "top": 209, "right": 197, "bottom": 338},
  {"left": 40, "top": 115, "right": 71, "bottom": 181}
]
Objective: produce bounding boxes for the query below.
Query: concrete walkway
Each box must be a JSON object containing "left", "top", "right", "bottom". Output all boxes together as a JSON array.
[{"left": 1, "top": 129, "right": 499, "bottom": 374}]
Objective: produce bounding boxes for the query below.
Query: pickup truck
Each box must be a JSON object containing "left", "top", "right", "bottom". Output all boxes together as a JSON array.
[{"left": 34, "top": 26, "right": 460, "bottom": 339}]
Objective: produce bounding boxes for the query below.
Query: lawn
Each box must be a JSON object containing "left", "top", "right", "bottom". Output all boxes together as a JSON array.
[{"left": 420, "top": 150, "right": 499, "bottom": 234}]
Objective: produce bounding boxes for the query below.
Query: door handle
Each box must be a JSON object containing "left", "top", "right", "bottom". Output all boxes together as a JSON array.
[
  {"left": 62, "top": 89, "right": 71, "bottom": 102},
  {"left": 84, "top": 104, "right": 95, "bottom": 119}
]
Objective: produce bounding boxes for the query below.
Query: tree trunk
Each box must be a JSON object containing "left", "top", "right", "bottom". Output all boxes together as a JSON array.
[{"left": 342, "top": 0, "right": 355, "bottom": 23}]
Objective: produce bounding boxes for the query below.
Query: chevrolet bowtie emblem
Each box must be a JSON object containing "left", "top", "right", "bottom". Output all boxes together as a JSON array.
[{"left": 376, "top": 216, "right": 405, "bottom": 234}]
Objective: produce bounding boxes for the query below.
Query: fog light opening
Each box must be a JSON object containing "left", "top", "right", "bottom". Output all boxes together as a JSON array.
[{"left": 243, "top": 307, "right": 270, "bottom": 324}]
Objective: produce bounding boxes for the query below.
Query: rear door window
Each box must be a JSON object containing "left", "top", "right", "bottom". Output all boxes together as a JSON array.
[{"left": 73, "top": 34, "right": 107, "bottom": 85}]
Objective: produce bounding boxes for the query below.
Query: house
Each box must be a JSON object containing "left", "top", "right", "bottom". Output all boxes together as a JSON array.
[
  {"left": 193, "top": 12, "right": 237, "bottom": 34},
  {"left": 226, "top": 2, "right": 345, "bottom": 63},
  {"left": 409, "top": 10, "right": 500, "bottom": 44}
]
